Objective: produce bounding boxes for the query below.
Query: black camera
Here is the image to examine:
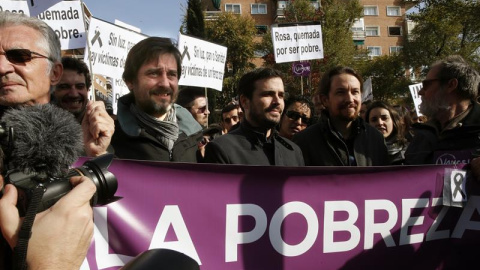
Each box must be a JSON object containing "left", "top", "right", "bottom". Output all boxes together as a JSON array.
[
  {"left": 4, "top": 154, "right": 118, "bottom": 216},
  {"left": 0, "top": 104, "right": 118, "bottom": 216}
]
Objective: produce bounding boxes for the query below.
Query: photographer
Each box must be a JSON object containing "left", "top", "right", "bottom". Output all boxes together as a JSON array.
[
  {"left": 0, "top": 12, "right": 110, "bottom": 269},
  {"left": 0, "top": 12, "right": 114, "bottom": 157},
  {"left": 0, "top": 176, "right": 96, "bottom": 270}
]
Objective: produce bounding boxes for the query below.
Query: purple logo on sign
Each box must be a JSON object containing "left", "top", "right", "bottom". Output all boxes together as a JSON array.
[{"left": 292, "top": 62, "right": 311, "bottom": 76}]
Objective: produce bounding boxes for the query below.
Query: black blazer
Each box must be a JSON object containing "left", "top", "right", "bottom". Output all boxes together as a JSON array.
[
  {"left": 294, "top": 116, "right": 389, "bottom": 166},
  {"left": 203, "top": 121, "right": 304, "bottom": 166}
]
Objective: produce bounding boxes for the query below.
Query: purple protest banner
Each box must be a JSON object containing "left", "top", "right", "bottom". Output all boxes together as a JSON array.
[
  {"left": 76, "top": 159, "right": 480, "bottom": 270},
  {"left": 292, "top": 62, "right": 310, "bottom": 77}
]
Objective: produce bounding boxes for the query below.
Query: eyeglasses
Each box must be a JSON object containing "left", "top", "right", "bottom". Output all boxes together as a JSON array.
[
  {"left": 0, "top": 49, "right": 51, "bottom": 64},
  {"left": 286, "top": 110, "right": 311, "bottom": 125},
  {"left": 196, "top": 106, "right": 209, "bottom": 114},
  {"left": 188, "top": 105, "right": 209, "bottom": 114},
  {"left": 422, "top": 78, "right": 445, "bottom": 89}
]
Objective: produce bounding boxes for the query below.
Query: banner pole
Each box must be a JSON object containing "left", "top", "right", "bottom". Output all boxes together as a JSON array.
[
  {"left": 301, "top": 76, "right": 304, "bottom": 95},
  {"left": 205, "top": 87, "right": 208, "bottom": 127},
  {"left": 80, "top": 0, "right": 95, "bottom": 102}
]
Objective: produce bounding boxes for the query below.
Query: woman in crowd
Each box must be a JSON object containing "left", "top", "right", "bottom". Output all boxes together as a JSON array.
[
  {"left": 366, "top": 101, "right": 408, "bottom": 165},
  {"left": 279, "top": 95, "right": 314, "bottom": 140}
]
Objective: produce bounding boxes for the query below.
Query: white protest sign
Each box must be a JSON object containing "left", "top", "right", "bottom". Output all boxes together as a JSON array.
[
  {"left": 178, "top": 33, "right": 227, "bottom": 91},
  {"left": 409, "top": 83, "right": 423, "bottom": 117},
  {"left": 0, "top": 1, "right": 86, "bottom": 50},
  {"left": 84, "top": 17, "right": 147, "bottom": 114},
  {"left": 37, "top": 1, "right": 86, "bottom": 50},
  {"left": 0, "top": 1, "right": 26, "bottom": 13},
  {"left": 362, "top": 77, "right": 373, "bottom": 102},
  {"left": 27, "top": 0, "right": 63, "bottom": 17},
  {"left": 271, "top": 24, "right": 324, "bottom": 64}
]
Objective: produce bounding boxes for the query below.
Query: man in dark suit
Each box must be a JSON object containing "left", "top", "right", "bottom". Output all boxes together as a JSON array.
[
  {"left": 294, "top": 66, "right": 388, "bottom": 166},
  {"left": 203, "top": 68, "right": 304, "bottom": 166}
]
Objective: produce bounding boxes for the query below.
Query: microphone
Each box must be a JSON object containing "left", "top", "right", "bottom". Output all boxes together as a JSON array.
[
  {"left": 0, "top": 103, "right": 83, "bottom": 177},
  {"left": 0, "top": 104, "right": 118, "bottom": 215}
]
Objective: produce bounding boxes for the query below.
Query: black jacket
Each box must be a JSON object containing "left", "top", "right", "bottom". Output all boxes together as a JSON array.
[
  {"left": 111, "top": 93, "right": 203, "bottom": 162},
  {"left": 203, "top": 121, "right": 304, "bottom": 166},
  {"left": 294, "top": 115, "right": 389, "bottom": 166},
  {"left": 386, "top": 138, "right": 408, "bottom": 165},
  {"left": 405, "top": 102, "right": 480, "bottom": 165}
]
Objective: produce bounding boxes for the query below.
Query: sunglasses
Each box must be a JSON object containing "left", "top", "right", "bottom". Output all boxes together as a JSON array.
[
  {"left": 0, "top": 49, "right": 51, "bottom": 64},
  {"left": 286, "top": 110, "right": 311, "bottom": 125},
  {"left": 421, "top": 78, "right": 446, "bottom": 89}
]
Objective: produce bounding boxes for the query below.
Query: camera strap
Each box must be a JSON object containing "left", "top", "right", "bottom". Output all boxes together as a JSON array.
[{"left": 13, "top": 186, "right": 44, "bottom": 270}]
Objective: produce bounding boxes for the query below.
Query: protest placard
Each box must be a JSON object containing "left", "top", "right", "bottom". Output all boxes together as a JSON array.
[
  {"left": 0, "top": 0, "right": 86, "bottom": 50},
  {"left": 178, "top": 33, "right": 227, "bottom": 91},
  {"left": 362, "top": 77, "right": 373, "bottom": 102},
  {"left": 409, "top": 83, "right": 423, "bottom": 117},
  {"left": 26, "top": 0, "right": 63, "bottom": 17},
  {"left": 84, "top": 17, "right": 147, "bottom": 114},
  {"left": 271, "top": 24, "right": 324, "bottom": 64}
]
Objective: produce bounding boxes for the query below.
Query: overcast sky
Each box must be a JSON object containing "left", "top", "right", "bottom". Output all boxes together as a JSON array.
[{"left": 82, "top": 0, "right": 187, "bottom": 41}]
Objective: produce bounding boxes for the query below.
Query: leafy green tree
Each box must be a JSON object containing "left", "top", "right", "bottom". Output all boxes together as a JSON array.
[
  {"left": 359, "top": 54, "right": 413, "bottom": 107},
  {"left": 205, "top": 12, "right": 257, "bottom": 75},
  {"left": 285, "top": 0, "right": 322, "bottom": 22},
  {"left": 184, "top": 0, "right": 205, "bottom": 38},
  {"left": 403, "top": 0, "right": 480, "bottom": 70},
  {"left": 319, "top": 0, "right": 364, "bottom": 69},
  {"left": 205, "top": 12, "right": 257, "bottom": 108}
]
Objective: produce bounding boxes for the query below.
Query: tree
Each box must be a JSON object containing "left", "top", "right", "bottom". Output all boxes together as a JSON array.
[
  {"left": 403, "top": 0, "right": 480, "bottom": 71},
  {"left": 359, "top": 54, "right": 413, "bottom": 107},
  {"left": 205, "top": 12, "right": 257, "bottom": 108},
  {"left": 180, "top": 0, "right": 205, "bottom": 38},
  {"left": 205, "top": 12, "right": 257, "bottom": 75},
  {"left": 185, "top": 0, "right": 205, "bottom": 38}
]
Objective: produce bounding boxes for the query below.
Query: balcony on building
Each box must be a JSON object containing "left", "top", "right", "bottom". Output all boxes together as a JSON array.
[
  {"left": 351, "top": 18, "right": 366, "bottom": 46},
  {"left": 205, "top": 10, "right": 222, "bottom": 21},
  {"left": 405, "top": 19, "right": 417, "bottom": 40}
]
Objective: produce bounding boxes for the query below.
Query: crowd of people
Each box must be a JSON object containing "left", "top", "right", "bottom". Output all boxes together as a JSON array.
[{"left": 1, "top": 11, "right": 480, "bottom": 269}]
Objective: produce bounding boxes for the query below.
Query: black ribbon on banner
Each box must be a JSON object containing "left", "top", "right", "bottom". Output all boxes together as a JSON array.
[{"left": 453, "top": 172, "right": 466, "bottom": 199}]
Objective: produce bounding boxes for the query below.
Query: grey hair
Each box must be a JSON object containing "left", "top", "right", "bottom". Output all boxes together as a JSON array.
[
  {"left": 0, "top": 12, "right": 61, "bottom": 71},
  {"left": 432, "top": 55, "right": 480, "bottom": 101}
]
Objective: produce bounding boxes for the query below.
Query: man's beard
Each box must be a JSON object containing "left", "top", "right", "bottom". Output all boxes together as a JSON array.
[
  {"left": 420, "top": 86, "right": 450, "bottom": 119},
  {"left": 336, "top": 102, "right": 359, "bottom": 122},
  {"left": 138, "top": 87, "right": 175, "bottom": 116},
  {"left": 249, "top": 105, "right": 281, "bottom": 129},
  {"left": 141, "top": 99, "right": 169, "bottom": 116}
]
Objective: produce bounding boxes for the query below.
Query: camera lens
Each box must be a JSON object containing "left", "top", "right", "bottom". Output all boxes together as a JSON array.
[{"left": 67, "top": 154, "right": 117, "bottom": 205}]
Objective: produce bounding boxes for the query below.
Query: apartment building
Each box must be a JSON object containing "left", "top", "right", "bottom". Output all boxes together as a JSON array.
[
  {"left": 202, "top": 0, "right": 416, "bottom": 59},
  {"left": 353, "top": 0, "right": 416, "bottom": 58},
  {"left": 203, "top": 0, "right": 280, "bottom": 40}
]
